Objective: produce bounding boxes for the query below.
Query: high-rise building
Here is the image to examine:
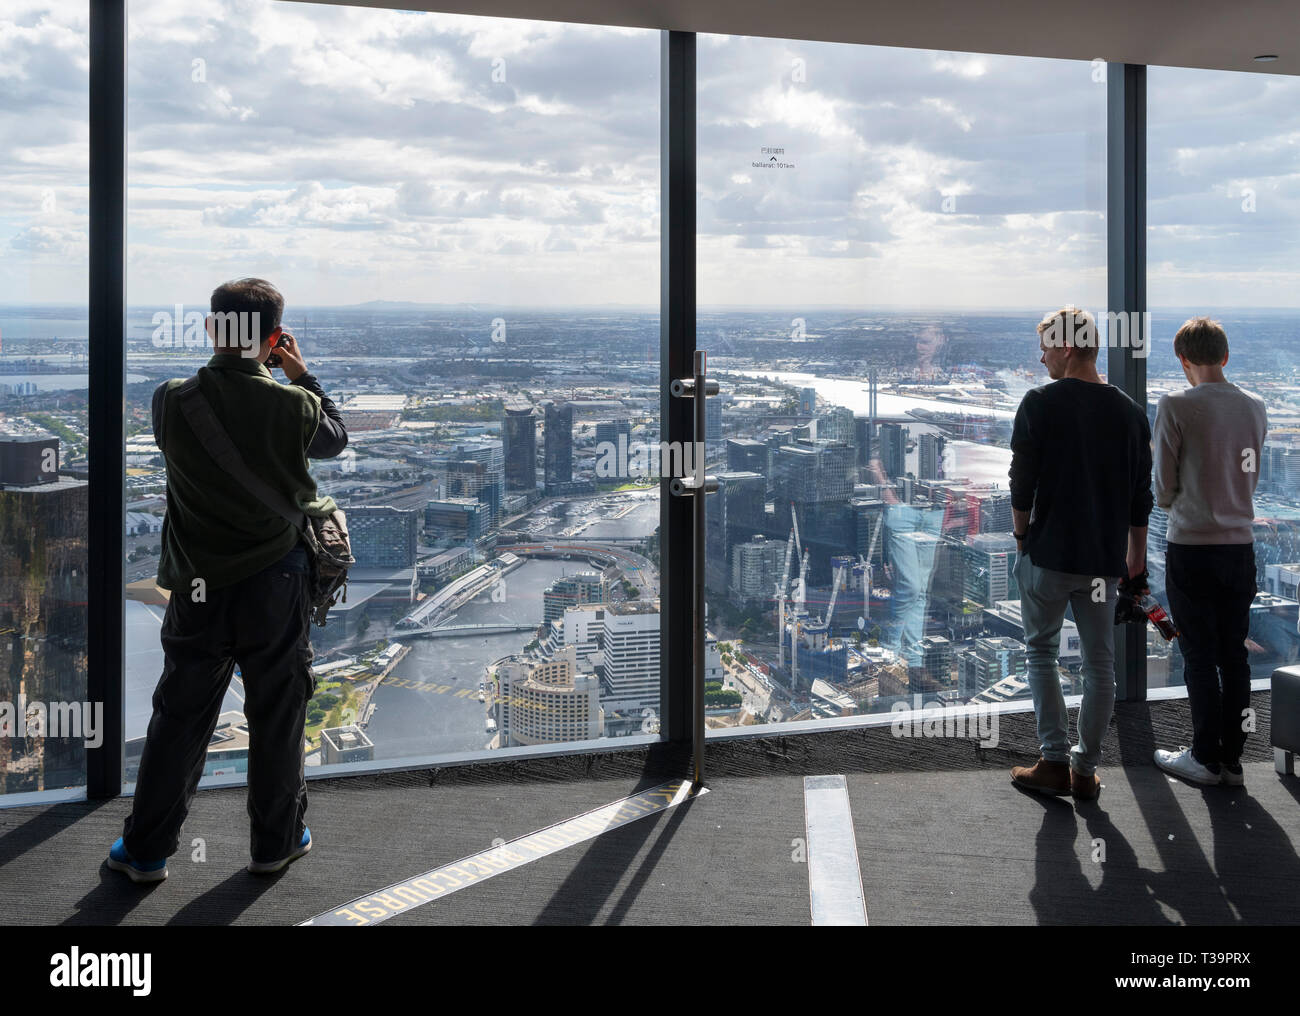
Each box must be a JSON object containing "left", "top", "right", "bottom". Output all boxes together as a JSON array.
[
  {"left": 502, "top": 397, "right": 537, "bottom": 492},
  {"left": 706, "top": 399, "right": 722, "bottom": 444},
  {"left": 0, "top": 432, "right": 89, "bottom": 793},
  {"left": 854, "top": 416, "right": 874, "bottom": 468},
  {"left": 706, "top": 471, "right": 767, "bottom": 591},
  {"left": 543, "top": 571, "right": 605, "bottom": 623},
  {"left": 817, "top": 406, "right": 856, "bottom": 445},
  {"left": 963, "top": 533, "right": 1019, "bottom": 606},
  {"left": 773, "top": 440, "right": 855, "bottom": 506},
  {"left": 543, "top": 400, "right": 574, "bottom": 491},
  {"left": 348, "top": 506, "right": 420, "bottom": 568},
  {"left": 425, "top": 497, "right": 489, "bottom": 546},
  {"left": 726, "top": 437, "right": 768, "bottom": 477},
  {"left": 799, "top": 387, "right": 817, "bottom": 415},
  {"left": 877, "top": 423, "right": 908, "bottom": 479},
  {"left": 601, "top": 599, "right": 661, "bottom": 714},
  {"left": 918, "top": 433, "right": 945, "bottom": 480},
  {"left": 432, "top": 437, "right": 505, "bottom": 530},
  {"left": 853, "top": 498, "right": 887, "bottom": 568},
  {"left": 914, "top": 635, "right": 954, "bottom": 693},
  {"left": 595, "top": 419, "right": 633, "bottom": 480},
  {"left": 496, "top": 645, "right": 603, "bottom": 747},
  {"left": 730, "top": 534, "right": 785, "bottom": 601},
  {"left": 957, "top": 636, "right": 1028, "bottom": 700}
]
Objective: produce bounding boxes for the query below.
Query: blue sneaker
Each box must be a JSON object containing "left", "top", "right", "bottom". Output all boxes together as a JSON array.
[
  {"left": 107, "top": 838, "right": 168, "bottom": 883},
  {"left": 248, "top": 827, "right": 312, "bottom": 875}
]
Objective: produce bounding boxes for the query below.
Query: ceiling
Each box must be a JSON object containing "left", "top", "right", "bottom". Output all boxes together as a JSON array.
[{"left": 293, "top": 0, "right": 1299, "bottom": 76}]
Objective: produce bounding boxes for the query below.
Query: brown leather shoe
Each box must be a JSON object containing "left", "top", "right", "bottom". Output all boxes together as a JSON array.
[
  {"left": 1011, "top": 757, "right": 1070, "bottom": 796},
  {"left": 1070, "top": 767, "right": 1100, "bottom": 800}
]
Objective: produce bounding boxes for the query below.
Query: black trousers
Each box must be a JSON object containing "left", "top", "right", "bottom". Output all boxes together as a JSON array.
[
  {"left": 1164, "top": 541, "right": 1256, "bottom": 767},
  {"left": 123, "top": 543, "right": 315, "bottom": 864}
]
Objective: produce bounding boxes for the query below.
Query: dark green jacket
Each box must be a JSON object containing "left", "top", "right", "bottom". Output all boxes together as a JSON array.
[{"left": 153, "top": 354, "right": 339, "bottom": 593}]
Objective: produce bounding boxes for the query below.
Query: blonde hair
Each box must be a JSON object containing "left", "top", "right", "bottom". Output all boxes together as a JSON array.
[{"left": 1036, "top": 305, "right": 1099, "bottom": 361}]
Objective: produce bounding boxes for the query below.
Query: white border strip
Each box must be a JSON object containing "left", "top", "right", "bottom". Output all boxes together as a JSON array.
[{"left": 803, "top": 775, "right": 867, "bottom": 926}]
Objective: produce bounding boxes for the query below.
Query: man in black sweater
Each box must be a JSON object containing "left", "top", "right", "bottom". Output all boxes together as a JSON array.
[{"left": 1008, "top": 306, "right": 1152, "bottom": 799}]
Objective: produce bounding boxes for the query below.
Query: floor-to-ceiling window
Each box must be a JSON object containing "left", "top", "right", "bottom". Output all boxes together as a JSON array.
[
  {"left": 1147, "top": 64, "right": 1300, "bottom": 685},
  {"left": 124, "top": 1, "right": 661, "bottom": 784},
  {"left": 0, "top": 0, "right": 91, "bottom": 797},
  {"left": 696, "top": 36, "right": 1107, "bottom": 727}
]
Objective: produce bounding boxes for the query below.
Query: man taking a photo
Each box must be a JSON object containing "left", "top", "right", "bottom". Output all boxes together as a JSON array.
[
  {"left": 108, "top": 278, "right": 348, "bottom": 882},
  {"left": 1009, "top": 306, "right": 1152, "bottom": 800}
]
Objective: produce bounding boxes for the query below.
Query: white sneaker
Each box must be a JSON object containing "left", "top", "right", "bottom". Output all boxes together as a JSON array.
[{"left": 1154, "top": 747, "right": 1221, "bottom": 786}]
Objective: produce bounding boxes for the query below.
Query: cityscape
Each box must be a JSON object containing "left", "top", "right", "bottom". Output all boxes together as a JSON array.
[{"left": 3, "top": 302, "right": 1300, "bottom": 793}]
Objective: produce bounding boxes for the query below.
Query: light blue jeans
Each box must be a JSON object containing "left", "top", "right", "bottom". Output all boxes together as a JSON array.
[
  {"left": 1015, "top": 551, "right": 1119, "bottom": 775},
  {"left": 884, "top": 503, "right": 946, "bottom": 669}
]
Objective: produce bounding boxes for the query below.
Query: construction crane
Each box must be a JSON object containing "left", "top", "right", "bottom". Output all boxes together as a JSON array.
[
  {"left": 776, "top": 527, "right": 795, "bottom": 668},
  {"left": 824, "top": 561, "right": 844, "bottom": 630},
  {"left": 862, "top": 513, "right": 884, "bottom": 621},
  {"left": 791, "top": 546, "right": 810, "bottom": 688}
]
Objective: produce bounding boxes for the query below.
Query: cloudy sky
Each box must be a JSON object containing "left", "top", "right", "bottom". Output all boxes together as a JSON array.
[{"left": 1, "top": 0, "right": 1297, "bottom": 309}]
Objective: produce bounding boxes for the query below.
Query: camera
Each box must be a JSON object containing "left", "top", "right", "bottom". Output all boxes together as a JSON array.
[{"left": 265, "top": 332, "right": 293, "bottom": 370}]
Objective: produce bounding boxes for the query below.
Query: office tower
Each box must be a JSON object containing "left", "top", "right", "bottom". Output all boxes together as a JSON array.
[
  {"left": 957, "top": 636, "right": 1028, "bottom": 700},
  {"left": 706, "top": 399, "right": 722, "bottom": 444},
  {"left": 953, "top": 488, "right": 1013, "bottom": 535},
  {"left": 425, "top": 497, "right": 489, "bottom": 546},
  {"left": 963, "top": 533, "right": 1019, "bottom": 606},
  {"left": 543, "top": 571, "right": 605, "bottom": 623},
  {"left": 595, "top": 419, "right": 633, "bottom": 480},
  {"left": 1263, "top": 438, "right": 1300, "bottom": 498},
  {"left": 562, "top": 603, "right": 606, "bottom": 664},
  {"left": 601, "top": 600, "right": 660, "bottom": 714},
  {"left": 854, "top": 416, "right": 874, "bottom": 468},
  {"left": 773, "top": 440, "right": 855, "bottom": 506},
  {"left": 730, "top": 534, "right": 786, "bottom": 601},
  {"left": 818, "top": 405, "right": 856, "bottom": 445},
  {"left": 914, "top": 635, "right": 954, "bottom": 693},
  {"left": 347, "top": 506, "right": 420, "bottom": 568},
  {"left": 543, "top": 400, "right": 574, "bottom": 491},
  {"left": 799, "top": 387, "right": 817, "bottom": 415},
  {"left": 496, "top": 645, "right": 603, "bottom": 747},
  {"left": 0, "top": 432, "right": 89, "bottom": 793},
  {"left": 877, "top": 423, "right": 908, "bottom": 479},
  {"left": 502, "top": 397, "right": 537, "bottom": 492},
  {"left": 726, "top": 437, "right": 768, "bottom": 478},
  {"left": 706, "top": 471, "right": 767, "bottom": 591},
  {"left": 432, "top": 437, "right": 506, "bottom": 529},
  {"left": 595, "top": 419, "right": 632, "bottom": 448},
  {"left": 918, "top": 433, "right": 945, "bottom": 480},
  {"left": 854, "top": 498, "right": 887, "bottom": 568}
]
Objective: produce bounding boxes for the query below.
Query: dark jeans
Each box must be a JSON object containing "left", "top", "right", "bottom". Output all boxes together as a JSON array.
[
  {"left": 123, "top": 543, "right": 315, "bottom": 864},
  {"left": 1164, "top": 542, "right": 1256, "bottom": 768}
]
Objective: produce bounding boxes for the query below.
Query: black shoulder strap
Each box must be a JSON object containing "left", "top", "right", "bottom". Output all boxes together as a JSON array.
[{"left": 174, "top": 377, "right": 315, "bottom": 545}]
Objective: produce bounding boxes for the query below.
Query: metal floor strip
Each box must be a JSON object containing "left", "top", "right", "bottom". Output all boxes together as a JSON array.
[
  {"left": 803, "top": 774, "right": 868, "bottom": 926},
  {"left": 298, "top": 778, "right": 704, "bottom": 926}
]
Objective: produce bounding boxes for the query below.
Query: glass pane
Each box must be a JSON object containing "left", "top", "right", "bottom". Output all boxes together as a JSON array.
[
  {"left": 698, "top": 36, "right": 1106, "bottom": 725},
  {"left": 0, "top": 0, "right": 90, "bottom": 795},
  {"left": 1147, "top": 65, "right": 1300, "bottom": 684},
  {"left": 124, "top": 0, "right": 660, "bottom": 784}
]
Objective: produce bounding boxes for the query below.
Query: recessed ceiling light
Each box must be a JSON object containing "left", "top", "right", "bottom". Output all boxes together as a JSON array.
[{"left": 1254, "top": 54, "right": 1279, "bottom": 61}]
